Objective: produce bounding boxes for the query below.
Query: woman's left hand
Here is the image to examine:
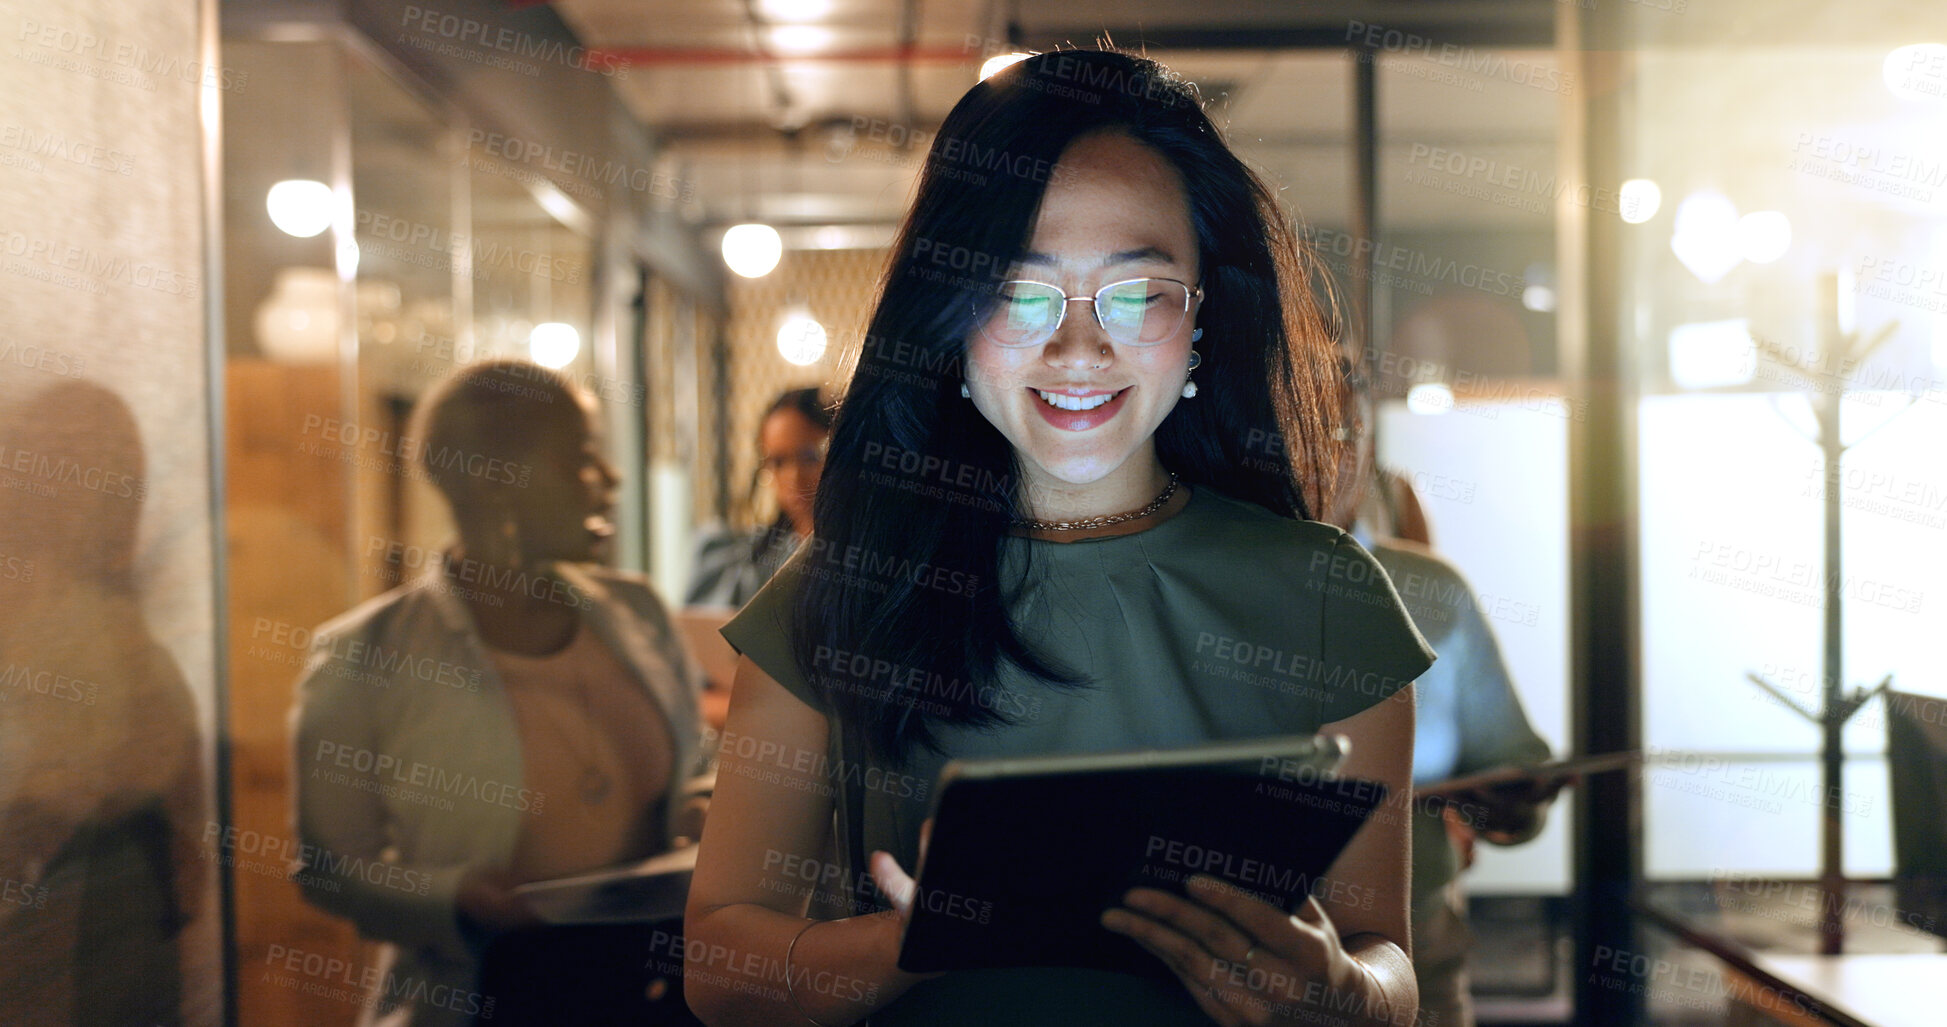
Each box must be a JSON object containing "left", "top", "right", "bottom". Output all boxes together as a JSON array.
[{"left": 1101, "top": 874, "right": 1375, "bottom": 1027}]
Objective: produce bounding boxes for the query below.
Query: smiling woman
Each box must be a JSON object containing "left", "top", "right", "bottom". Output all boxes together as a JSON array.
[
  {"left": 685, "top": 47, "right": 1433, "bottom": 1027},
  {"left": 963, "top": 132, "right": 1205, "bottom": 507},
  {"left": 290, "top": 361, "right": 707, "bottom": 1027}
]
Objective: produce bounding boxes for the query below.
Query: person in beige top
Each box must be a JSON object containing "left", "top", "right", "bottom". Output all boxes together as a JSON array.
[{"left": 291, "top": 361, "right": 706, "bottom": 1027}]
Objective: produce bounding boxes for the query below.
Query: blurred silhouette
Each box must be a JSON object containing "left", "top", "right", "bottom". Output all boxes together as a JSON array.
[
  {"left": 1329, "top": 359, "right": 1556, "bottom": 1027},
  {"left": 291, "top": 361, "right": 706, "bottom": 1027},
  {"left": 0, "top": 380, "right": 208, "bottom": 1027}
]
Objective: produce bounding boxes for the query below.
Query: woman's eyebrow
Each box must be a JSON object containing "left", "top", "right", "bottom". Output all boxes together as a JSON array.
[{"left": 1015, "top": 246, "right": 1181, "bottom": 270}]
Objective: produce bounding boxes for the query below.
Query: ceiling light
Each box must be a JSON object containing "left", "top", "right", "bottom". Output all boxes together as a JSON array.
[
  {"left": 777, "top": 310, "right": 827, "bottom": 365},
  {"left": 1883, "top": 43, "right": 1947, "bottom": 101},
  {"left": 758, "top": 0, "right": 834, "bottom": 21},
  {"left": 1670, "top": 190, "right": 1743, "bottom": 284},
  {"left": 1619, "top": 179, "right": 1661, "bottom": 224},
  {"left": 1406, "top": 383, "right": 1453, "bottom": 415},
  {"left": 1522, "top": 285, "right": 1557, "bottom": 313},
  {"left": 266, "top": 179, "right": 333, "bottom": 238},
  {"left": 722, "top": 223, "right": 783, "bottom": 278},
  {"left": 771, "top": 24, "right": 834, "bottom": 55},
  {"left": 1738, "top": 211, "right": 1792, "bottom": 264},
  {"left": 529, "top": 322, "right": 581, "bottom": 369}
]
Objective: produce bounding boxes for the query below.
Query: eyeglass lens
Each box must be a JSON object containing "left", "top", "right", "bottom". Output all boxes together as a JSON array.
[{"left": 983, "top": 279, "right": 1192, "bottom": 347}]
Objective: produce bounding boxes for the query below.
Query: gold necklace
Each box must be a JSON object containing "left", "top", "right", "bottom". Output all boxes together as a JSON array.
[{"left": 1011, "top": 474, "right": 1180, "bottom": 532}]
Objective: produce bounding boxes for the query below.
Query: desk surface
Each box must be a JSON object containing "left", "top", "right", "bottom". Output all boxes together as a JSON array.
[{"left": 1752, "top": 952, "right": 1947, "bottom": 1027}]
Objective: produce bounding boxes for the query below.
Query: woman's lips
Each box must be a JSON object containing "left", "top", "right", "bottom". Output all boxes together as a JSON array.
[{"left": 1030, "top": 386, "right": 1129, "bottom": 431}]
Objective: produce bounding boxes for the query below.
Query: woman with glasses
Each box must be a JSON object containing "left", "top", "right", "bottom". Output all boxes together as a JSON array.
[
  {"left": 686, "top": 49, "right": 1433, "bottom": 1027},
  {"left": 685, "top": 387, "right": 833, "bottom": 610}
]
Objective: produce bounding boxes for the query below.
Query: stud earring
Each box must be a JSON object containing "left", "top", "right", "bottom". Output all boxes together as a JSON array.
[
  {"left": 1190, "top": 327, "right": 1203, "bottom": 343},
  {"left": 960, "top": 382, "right": 971, "bottom": 398}
]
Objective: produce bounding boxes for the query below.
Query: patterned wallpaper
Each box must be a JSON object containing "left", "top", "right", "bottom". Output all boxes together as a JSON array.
[{"left": 717, "top": 247, "right": 888, "bottom": 528}]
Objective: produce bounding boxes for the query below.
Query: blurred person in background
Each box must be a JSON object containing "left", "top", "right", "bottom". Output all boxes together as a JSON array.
[
  {"left": 1328, "top": 359, "right": 1560, "bottom": 1027},
  {"left": 684, "top": 386, "right": 831, "bottom": 609},
  {"left": 0, "top": 380, "right": 208, "bottom": 1027},
  {"left": 291, "top": 360, "right": 706, "bottom": 1027},
  {"left": 682, "top": 387, "right": 833, "bottom": 730}
]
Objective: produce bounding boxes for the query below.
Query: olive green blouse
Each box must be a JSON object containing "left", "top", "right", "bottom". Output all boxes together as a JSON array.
[{"left": 722, "top": 486, "right": 1435, "bottom": 1026}]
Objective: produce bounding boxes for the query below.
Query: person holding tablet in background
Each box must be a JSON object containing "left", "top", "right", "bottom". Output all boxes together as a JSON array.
[
  {"left": 293, "top": 361, "right": 706, "bottom": 1027},
  {"left": 1327, "top": 361, "right": 1560, "bottom": 1027},
  {"left": 685, "top": 48, "right": 1434, "bottom": 1027}
]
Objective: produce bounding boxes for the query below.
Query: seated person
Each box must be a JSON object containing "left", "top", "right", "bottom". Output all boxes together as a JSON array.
[{"left": 291, "top": 361, "right": 706, "bottom": 1027}]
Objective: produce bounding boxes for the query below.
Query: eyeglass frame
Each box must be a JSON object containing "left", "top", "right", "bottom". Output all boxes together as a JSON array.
[
  {"left": 973, "top": 276, "right": 1204, "bottom": 348},
  {"left": 759, "top": 442, "right": 827, "bottom": 475}
]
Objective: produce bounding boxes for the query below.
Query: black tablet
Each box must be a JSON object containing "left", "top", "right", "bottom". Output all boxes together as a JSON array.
[{"left": 895, "top": 734, "right": 1389, "bottom": 976}]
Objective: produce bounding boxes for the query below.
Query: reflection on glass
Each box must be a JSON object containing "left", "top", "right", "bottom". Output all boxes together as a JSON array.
[{"left": 0, "top": 382, "right": 208, "bottom": 1026}]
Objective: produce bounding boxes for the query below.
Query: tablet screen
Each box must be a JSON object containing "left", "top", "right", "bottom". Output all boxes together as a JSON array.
[{"left": 896, "top": 735, "right": 1387, "bottom": 976}]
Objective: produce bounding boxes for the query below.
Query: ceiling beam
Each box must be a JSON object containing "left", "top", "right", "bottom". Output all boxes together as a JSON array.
[
  {"left": 594, "top": 44, "right": 985, "bottom": 66},
  {"left": 1018, "top": 21, "right": 1553, "bottom": 52}
]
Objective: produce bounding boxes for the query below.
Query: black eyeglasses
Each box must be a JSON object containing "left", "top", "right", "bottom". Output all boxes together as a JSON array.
[{"left": 974, "top": 277, "right": 1202, "bottom": 348}]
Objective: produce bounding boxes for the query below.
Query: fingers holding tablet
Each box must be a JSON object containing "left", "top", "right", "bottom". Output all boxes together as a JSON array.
[
  {"left": 1102, "top": 878, "right": 1365, "bottom": 1026},
  {"left": 867, "top": 817, "right": 934, "bottom": 922},
  {"left": 869, "top": 849, "right": 918, "bottom": 920}
]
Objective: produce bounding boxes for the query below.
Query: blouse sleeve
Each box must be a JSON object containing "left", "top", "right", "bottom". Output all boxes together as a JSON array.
[
  {"left": 719, "top": 548, "right": 826, "bottom": 713},
  {"left": 1316, "top": 531, "right": 1437, "bottom": 726}
]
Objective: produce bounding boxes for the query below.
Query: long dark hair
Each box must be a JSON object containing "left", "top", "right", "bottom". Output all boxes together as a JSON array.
[{"left": 791, "top": 48, "right": 1346, "bottom": 765}]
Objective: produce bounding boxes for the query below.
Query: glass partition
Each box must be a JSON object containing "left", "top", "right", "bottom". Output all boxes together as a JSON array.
[
  {"left": 221, "top": 32, "right": 618, "bottom": 1025},
  {"left": 1372, "top": 47, "right": 1573, "bottom": 903},
  {"left": 1624, "top": 15, "right": 1947, "bottom": 888},
  {"left": 1613, "top": 4, "right": 1947, "bottom": 1001}
]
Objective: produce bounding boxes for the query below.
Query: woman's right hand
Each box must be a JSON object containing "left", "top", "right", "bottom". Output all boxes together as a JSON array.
[
  {"left": 866, "top": 817, "right": 931, "bottom": 921},
  {"left": 864, "top": 819, "right": 945, "bottom": 986}
]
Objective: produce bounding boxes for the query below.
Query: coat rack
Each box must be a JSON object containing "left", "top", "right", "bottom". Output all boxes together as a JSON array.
[{"left": 1740, "top": 288, "right": 1908, "bottom": 955}]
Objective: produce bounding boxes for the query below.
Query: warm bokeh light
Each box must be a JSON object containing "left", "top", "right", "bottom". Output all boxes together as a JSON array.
[
  {"left": 1882, "top": 43, "right": 1947, "bottom": 101},
  {"left": 757, "top": 0, "right": 833, "bottom": 21},
  {"left": 1406, "top": 382, "right": 1454, "bottom": 415},
  {"left": 777, "top": 311, "right": 828, "bottom": 366},
  {"left": 980, "top": 52, "right": 1034, "bottom": 80},
  {"left": 1619, "top": 178, "right": 1662, "bottom": 224},
  {"left": 1667, "top": 318, "right": 1756, "bottom": 390},
  {"left": 722, "top": 223, "right": 784, "bottom": 278},
  {"left": 770, "top": 24, "right": 834, "bottom": 55},
  {"left": 1670, "top": 190, "right": 1743, "bottom": 284},
  {"left": 1737, "top": 211, "right": 1792, "bottom": 264},
  {"left": 529, "top": 322, "right": 581, "bottom": 369},
  {"left": 253, "top": 266, "right": 340, "bottom": 363},
  {"left": 266, "top": 179, "right": 334, "bottom": 238}
]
